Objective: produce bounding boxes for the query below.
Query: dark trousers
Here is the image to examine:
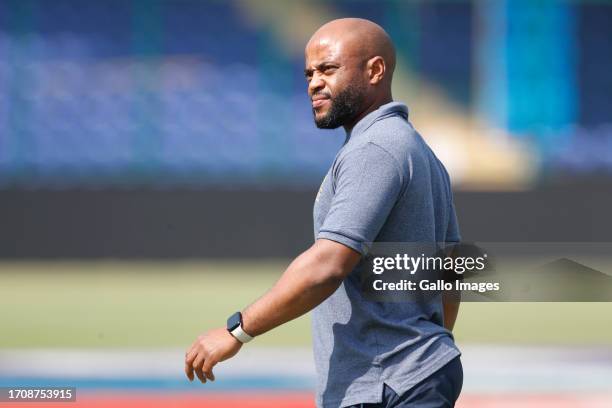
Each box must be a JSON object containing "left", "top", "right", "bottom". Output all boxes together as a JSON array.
[{"left": 347, "top": 357, "right": 463, "bottom": 408}]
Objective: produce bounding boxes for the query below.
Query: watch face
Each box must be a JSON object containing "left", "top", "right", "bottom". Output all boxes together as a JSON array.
[{"left": 227, "top": 312, "right": 241, "bottom": 331}]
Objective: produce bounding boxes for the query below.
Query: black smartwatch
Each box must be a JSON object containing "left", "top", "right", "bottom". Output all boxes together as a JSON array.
[{"left": 226, "top": 312, "right": 254, "bottom": 343}]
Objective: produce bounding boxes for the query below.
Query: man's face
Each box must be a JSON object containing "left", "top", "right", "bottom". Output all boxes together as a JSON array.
[{"left": 304, "top": 38, "right": 366, "bottom": 129}]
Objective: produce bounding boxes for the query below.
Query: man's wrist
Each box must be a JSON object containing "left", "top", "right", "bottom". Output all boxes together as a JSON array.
[{"left": 226, "top": 312, "right": 254, "bottom": 343}]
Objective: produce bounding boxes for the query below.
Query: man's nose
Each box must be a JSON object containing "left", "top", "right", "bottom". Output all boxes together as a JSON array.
[{"left": 308, "top": 73, "right": 325, "bottom": 96}]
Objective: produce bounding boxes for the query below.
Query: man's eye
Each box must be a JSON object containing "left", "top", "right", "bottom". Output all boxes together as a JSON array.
[{"left": 322, "top": 67, "right": 337, "bottom": 74}]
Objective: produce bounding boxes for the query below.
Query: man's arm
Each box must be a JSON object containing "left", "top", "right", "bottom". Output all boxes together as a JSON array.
[
  {"left": 242, "top": 239, "right": 361, "bottom": 336},
  {"left": 184, "top": 239, "right": 361, "bottom": 383},
  {"left": 442, "top": 295, "right": 460, "bottom": 332}
]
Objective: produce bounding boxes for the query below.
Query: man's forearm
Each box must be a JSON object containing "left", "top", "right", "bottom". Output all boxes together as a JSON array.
[{"left": 241, "top": 239, "right": 360, "bottom": 337}]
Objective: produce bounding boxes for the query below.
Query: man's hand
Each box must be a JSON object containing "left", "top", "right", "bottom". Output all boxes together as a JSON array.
[{"left": 184, "top": 327, "right": 242, "bottom": 383}]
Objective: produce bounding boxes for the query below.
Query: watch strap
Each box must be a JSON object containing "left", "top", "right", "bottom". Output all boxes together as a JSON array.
[{"left": 230, "top": 324, "right": 254, "bottom": 343}]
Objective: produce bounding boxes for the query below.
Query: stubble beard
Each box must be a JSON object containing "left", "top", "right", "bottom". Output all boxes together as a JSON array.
[{"left": 313, "top": 83, "right": 366, "bottom": 129}]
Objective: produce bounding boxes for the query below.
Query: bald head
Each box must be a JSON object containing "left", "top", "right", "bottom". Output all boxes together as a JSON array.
[
  {"left": 307, "top": 18, "right": 396, "bottom": 82},
  {"left": 305, "top": 18, "right": 396, "bottom": 130}
]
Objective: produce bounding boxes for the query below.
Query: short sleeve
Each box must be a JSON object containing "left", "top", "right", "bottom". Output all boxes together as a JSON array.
[{"left": 317, "top": 142, "right": 404, "bottom": 255}]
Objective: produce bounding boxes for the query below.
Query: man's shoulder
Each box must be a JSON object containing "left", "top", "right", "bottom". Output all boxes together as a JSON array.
[
  {"left": 358, "top": 118, "right": 428, "bottom": 166},
  {"left": 366, "top": 116, "right": 421, "bottom": 147}
]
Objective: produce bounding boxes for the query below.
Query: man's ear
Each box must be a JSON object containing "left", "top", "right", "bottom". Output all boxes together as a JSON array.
[{"left": 367, "top": 56, "right": 386, "bottom": 85}]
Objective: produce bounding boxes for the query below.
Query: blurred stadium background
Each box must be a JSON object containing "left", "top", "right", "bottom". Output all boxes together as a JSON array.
[{"left": 1, "top": 0, "right": 611, "bottom": 407}]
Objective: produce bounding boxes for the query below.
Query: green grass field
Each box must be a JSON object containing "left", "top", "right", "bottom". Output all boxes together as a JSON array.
[{"left": 2, "top": 261, "right": 612, "bottom": 348}]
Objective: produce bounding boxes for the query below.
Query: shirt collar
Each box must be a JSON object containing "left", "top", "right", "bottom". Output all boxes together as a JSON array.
[{"left": 346, "top": 101, "right": 409, "bottom": 141}]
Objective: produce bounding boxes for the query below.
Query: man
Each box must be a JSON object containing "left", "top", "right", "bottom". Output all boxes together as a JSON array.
[{"left": 185, "top": 18, "right": 463, "bottom": 408}]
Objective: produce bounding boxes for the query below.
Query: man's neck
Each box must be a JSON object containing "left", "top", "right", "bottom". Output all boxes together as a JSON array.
[{"left": 343, "top": 94, "right": 393, "bottom": 133}]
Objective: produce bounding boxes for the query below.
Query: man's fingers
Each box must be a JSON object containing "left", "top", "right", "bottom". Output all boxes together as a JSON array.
[
  {"left": 185, "top": 353, "right": 196, "bottom": 368},
  {"left": 202, "top": 359, "right": 216, "bottom": 382},
  {"left": 194, "top": 366, "right": 206, "bottom": 384},
  {"left": 184, "top": 360, "right": 194, "bottom": 381},
  {"left": 186, "top": 349, "right": 216, "bottom": 383},
  {"left": 184, "top": 342, "right": 198, "bottom": 365},
  {"left": 184, "top": 344, "right": 199, "bottom": 381},
  {"left": 192, "top": 352, "right": 208, "bottom": 384},
  {"left": 184, "top": 329, "right": 239, "bottom": 385}
]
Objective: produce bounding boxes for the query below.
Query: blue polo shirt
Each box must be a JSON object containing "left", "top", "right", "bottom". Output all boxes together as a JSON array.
[{"left": 312, "top": 101, "right": 461, "bottom": 407}]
